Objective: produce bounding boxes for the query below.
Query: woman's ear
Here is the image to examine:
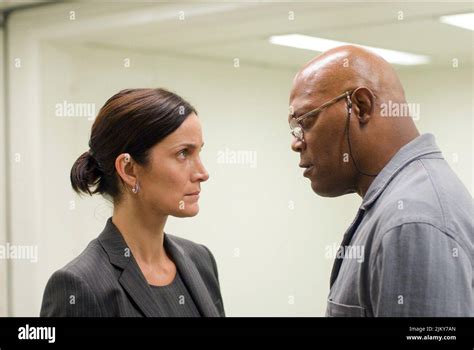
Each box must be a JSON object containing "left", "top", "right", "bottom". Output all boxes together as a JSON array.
[
  {"left": 115, "top": 153, "right": 137, "bottom": 189},
  {"left": 352, "top": 87, "right": 375, "bottom": 124}
]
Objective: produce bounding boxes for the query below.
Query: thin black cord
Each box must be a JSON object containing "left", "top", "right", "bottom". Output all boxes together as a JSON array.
[{"left": 345, "top": 93, "right": 378, "bottom": 178}]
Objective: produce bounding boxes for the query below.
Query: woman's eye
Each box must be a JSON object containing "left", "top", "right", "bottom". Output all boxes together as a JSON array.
[{"left": 178, "top": 149, "right": 188, "bottom": 159}]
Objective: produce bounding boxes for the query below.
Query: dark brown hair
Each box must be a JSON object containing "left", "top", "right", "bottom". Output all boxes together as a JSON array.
[{"left": 70, "top": 88, "right": 196, "bottom": 202}]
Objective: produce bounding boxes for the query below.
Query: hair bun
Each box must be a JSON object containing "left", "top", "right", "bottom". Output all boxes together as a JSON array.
[{"left": 70, "top": 150, "right": 103, "bottom": 196}]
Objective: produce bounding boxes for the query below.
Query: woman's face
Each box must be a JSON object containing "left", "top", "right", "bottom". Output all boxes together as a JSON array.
[{"left": 136, "top": 113, "right": 209, "bottom": 217}]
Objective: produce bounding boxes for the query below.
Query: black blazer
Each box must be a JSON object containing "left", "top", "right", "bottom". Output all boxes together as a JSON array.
[{"left": 40, "top": 218, "right": 225, "bottom": 317}]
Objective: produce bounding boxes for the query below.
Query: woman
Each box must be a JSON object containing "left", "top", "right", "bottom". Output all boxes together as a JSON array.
[{"left": 40, "top": 88, "right": 225, "bottom": 317}]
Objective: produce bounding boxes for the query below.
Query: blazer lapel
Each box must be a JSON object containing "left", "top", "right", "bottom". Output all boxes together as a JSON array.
[
  {"left": 164, "top": 235, "right": 220, "bottom": 317},
  {"left": 98, "top": 218, "right": 169, "bottom": 317}
]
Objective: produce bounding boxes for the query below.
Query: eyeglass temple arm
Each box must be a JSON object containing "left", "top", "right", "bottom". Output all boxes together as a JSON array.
[{"left": 295, "top": 90, "right": 354, "bottom": 122}]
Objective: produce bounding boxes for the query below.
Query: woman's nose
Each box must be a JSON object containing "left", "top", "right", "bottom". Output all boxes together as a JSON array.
[{"left": 193, "top": 159, "right": 209, "bottom": 182}]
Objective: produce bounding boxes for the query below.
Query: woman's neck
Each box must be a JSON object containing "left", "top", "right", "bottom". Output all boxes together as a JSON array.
[{"left": 112, "top": 198, "right": 169, "bottom": 266}]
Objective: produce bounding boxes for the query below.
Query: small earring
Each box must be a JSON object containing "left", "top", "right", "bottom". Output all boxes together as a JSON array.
[
  {"left": 124, "top": 154, "right": 130, "bottom": 162},
  {"left": 132, "top": 182, "right": 140, "bottom": 194}
]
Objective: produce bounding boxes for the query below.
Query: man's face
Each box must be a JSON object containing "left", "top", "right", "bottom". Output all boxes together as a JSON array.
[{"left": 289, "top": 81, "right": 356, "bottom": 197}]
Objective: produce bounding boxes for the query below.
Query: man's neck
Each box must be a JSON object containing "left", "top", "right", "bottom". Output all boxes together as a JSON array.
[
  {"left": 356, "top": 130, "right": 420, "bottom": 198},
  {"left": 356, "top": 175, "right": 376, "bottom": 198}
]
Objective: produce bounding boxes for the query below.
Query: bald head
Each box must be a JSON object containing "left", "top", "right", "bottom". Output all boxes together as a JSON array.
[{"left": 291, "top": 45, "right": 406, "bottom": 108}]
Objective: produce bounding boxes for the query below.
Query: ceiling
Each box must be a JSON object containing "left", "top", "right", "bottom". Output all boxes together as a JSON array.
[
  {"left": 0, "top": 0, "right": 55, "bottom": 12},
  {"left": 8, "top": 1, "right": 474, "bottom": 70}
]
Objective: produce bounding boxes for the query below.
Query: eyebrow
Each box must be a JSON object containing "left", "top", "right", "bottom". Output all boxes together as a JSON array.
[
  {"left": 289, "top": 108, "right": 307, "bottom": 120},
  {"left": 289, "top": 103, "right": 313, "bottom": 119},
  {"left": 292, "top": 104, "right": 323, "bottom": 122},
  {"left": 288, "top": 105, "right": 296, "bottom": 119},
  {"left": 173, "top": 142, "right": 205, "bottom": 149}
]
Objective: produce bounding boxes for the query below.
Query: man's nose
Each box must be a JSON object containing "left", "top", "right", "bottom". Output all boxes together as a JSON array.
[{"left": 291, "top": 136, "right": 305, "bottom": 153}]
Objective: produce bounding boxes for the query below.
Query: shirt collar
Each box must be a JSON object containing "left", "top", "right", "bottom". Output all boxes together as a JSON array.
[{"left": 360, "top": 133, "right": 443, "bottom": 211}]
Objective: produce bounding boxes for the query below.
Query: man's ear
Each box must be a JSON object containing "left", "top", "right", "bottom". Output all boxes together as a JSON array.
[
  {"left": 351, "top": 87, "right": 375, "bottom": 124},
  {"left": 115, "top": 153, "right": 137, "bottom": 189}
]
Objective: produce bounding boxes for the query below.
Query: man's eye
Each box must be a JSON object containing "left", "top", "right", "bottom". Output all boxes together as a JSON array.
[
  {"left": 301, "top": 113, "right": 317, "bottom": 129},
  {"left": 300, "top": 118, "right": 311, "bottom": 129}
]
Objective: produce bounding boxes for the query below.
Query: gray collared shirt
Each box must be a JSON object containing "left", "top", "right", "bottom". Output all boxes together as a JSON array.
[{"left": 326, "top": 134, "right": 473, "bottom": 317}]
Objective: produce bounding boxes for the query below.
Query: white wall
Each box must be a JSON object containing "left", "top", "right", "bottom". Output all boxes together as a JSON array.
[
  {"left": 0, "top": 25, "right": 9, "bottom": 317},
  {"left": 5, "top": 3, "right": 473, "bottom": 316},
  {"left": 7, "top": 9, "right": 43, "bottom": 316}
]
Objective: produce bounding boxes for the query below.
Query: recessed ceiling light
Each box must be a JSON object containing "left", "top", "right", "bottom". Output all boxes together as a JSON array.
[
  {"left": 439, "top": 12, "right": 474, "bottom": 31},
  {"left": 269, "top": 34, "right": 431, "bottom": 66}
]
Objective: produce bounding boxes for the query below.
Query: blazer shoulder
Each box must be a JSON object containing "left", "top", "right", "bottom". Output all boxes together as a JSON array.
[
  {"left": 40, "top": 238, "right": 115, "bottom": 317},
  {"left": 40, "top": 240, "right": 107, "bottom": 317},
  {"left": 46, "top": 237, "right": 114, "bottom": 299},
  {"left": 60, "top": 238, "right": 110, "bottom": 278}
]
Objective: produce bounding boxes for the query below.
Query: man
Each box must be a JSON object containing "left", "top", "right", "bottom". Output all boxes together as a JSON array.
[{"left": 288, "top": 45, "right": 473, "bottom": 316}]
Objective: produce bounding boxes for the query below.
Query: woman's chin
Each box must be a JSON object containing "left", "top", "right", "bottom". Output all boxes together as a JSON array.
[{"left": 171, "top": 205, "right": 200, "bottom": 218}]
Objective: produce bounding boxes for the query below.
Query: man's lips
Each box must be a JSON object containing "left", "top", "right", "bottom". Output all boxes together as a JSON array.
[
  {"left": 303, "top": 166, "right": 314, "bottom": 177},
  {"left": 299, "top": 163, "right": 312, "bottom": 168},
  {"left": 299, "top": 163, "right": 314, "bottom": 177}
]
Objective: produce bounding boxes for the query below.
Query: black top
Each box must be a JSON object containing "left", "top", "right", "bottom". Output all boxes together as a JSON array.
[{"left": 149, "top": 269, "right": 201, "bottom": 317}]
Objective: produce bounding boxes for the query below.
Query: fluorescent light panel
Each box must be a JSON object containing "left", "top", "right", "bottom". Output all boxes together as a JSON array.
[
  {"left": 439, "top": 12, "right": 474, "bottom": 31},
  {"left": 269, "top": 34, "right": 431, "bottom": 66}
]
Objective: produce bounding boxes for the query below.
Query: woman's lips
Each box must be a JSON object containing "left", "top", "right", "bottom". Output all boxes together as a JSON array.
[
  {"left": 186, "top": 191, "right": 200, "bottom": 196},
  {"left": 185, "top": 191, "right": 200, "bottom": 200}
]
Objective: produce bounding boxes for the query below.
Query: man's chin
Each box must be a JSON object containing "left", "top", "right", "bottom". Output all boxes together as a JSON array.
[{"left": 310, "top": 178, "right": 345, "bottom": 198}]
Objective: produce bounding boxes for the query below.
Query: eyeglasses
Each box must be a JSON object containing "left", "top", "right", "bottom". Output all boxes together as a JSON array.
[{"left": 289, "top": 90, "right": 354, "bottom": 142}]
